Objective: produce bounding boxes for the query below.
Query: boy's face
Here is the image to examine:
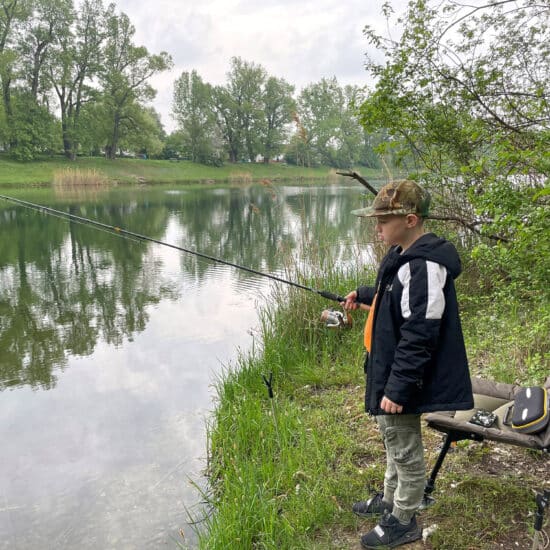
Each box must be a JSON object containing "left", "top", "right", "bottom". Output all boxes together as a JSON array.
[{"left": 375, "top": 214, "right": 419, "bottom": 247}]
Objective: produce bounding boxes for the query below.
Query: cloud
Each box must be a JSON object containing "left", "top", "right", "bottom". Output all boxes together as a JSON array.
[{"left": 111, "top": 0, "right": 407, "bottom": 131}]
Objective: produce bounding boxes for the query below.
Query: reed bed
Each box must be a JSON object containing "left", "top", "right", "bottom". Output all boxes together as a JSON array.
[
  {"left": 229, "top": 171, "right": 253, "bottom": 184},
  {"left": 52, "top": 168, "right": 109, "bottom": 188}
]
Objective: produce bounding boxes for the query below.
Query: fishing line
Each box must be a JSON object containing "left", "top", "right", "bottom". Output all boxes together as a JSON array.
[{"left": 0, "top": 194, "right": 345, "bottom": 303}]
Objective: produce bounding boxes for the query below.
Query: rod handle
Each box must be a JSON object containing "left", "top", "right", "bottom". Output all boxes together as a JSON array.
[{"left": 318, "top": 290, "right": 345, "bottom": 303}]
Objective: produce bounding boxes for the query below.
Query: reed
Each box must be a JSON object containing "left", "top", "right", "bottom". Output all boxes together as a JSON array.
[
  {"left": 228, "top": 170, "right": 253, "bottom": 184},
  {"left": 52, "top": 167, "right": 108, "bottom": 187}
]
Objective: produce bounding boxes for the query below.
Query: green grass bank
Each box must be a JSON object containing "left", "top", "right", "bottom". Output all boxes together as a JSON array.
[
  {"left": 195, "top": 236, "right": 549, "bottom": 549},
  {"left": 0, "top": 155, "right": 386, "bottom": 186}
]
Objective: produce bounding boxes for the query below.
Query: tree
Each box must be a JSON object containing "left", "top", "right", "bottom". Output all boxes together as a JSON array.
[
  {"left": 211, "top": 84, "right": 241, "bottom": 163},
  {"left": 172, "top": 70, "right": 220, "bottom": 164},
  {"left": 48, "top": 0, "right": 107, "bottom": 159},
  {"left": 360, "top": 0, "right": 550, "bottom": 291},
  {"left": 226, "top": 57, "right": 266, "bottom": 162},
  {"left": 259, "top": 76, "right": 295, "bottom": 163},
  {"left": 120, "top": 105, "right": 164, "bottom": 158},
  {"left": 19, "top": 0, "right": 73, "bottom": 100},
  {"left": 99, "top": 11, "right": 172, "bottom": 159},
  {"left": 296, "top": 77, "right": 365, "bottom": 168},
  {"left": 0, "top": 0, "right": 31, "bottom": 149},
  {"left": 7, "top": 88, "right": 60, "bottom": 159}
]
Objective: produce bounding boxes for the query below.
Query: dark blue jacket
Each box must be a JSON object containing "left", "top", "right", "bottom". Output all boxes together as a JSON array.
[{"left": 356, "top": 233, "right": 473, "bottom": 415}]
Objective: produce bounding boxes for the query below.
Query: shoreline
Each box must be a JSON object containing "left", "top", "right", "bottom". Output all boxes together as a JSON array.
[{"left": 0, "top": 155, "right": 387, "bottom": 187}]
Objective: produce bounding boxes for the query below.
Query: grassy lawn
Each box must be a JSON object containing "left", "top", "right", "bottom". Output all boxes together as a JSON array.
[{"left": 0, "top": 154, "right": 386, "bottom": 186}]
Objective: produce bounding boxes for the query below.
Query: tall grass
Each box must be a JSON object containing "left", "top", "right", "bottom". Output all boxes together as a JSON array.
[
  {"left": 196, "top": 226, "right": 549, "bottom": 549},
  {"left": 53, "top": 167, "right": 108, "bottom": 187}
]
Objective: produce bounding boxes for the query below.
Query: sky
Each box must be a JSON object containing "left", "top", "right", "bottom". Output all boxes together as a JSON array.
[{"left": 112, "top": 0, "right": 407, "bottom": 133}]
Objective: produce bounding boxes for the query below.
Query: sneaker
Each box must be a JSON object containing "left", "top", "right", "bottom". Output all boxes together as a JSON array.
[
  {"left": 360, "top": 512, "right": 422, "bottom": 549},
  {"left": 353, "top": 493, "right": 393, "bottom": 518}
]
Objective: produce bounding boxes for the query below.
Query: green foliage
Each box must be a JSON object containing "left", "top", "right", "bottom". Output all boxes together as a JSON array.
[
  {"left": 293, "top": 78, "right": 368, "bottom": 169},
  {"left": 462, "top": 297, "right": 550, "bottom": 384},
  {"left": 172, "top": 70, "right": 221, "bottom": 165},
  {"left": 360, "top": 0, "right": 550, "bottom": 296},
  {"left": 469, "top": 180, "right": 550, "bottom": 295},
  {"left": 259, "top": 75, "right": 295, "bottom": 163},
  {"left": 8, "top": 91, "right": 60, "bottom": 160},
  {"left": 0, "top": 0, "right": 171, "bottom": 160},
  {"left": 100, "top": 11, "right": 172, "bottom": 159}
]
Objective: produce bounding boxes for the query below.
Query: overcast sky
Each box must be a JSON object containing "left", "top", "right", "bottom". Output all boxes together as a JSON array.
[{"left": 111, "top": 0, "right": 407, "bottom": 133}]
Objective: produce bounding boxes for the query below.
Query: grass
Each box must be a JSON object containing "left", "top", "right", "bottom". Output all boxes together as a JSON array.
[
  {"left": 193, "top": 238, "right": 549, "bottom": 549},
  {"left": 0, "top": 154, "right": 386, "bottom": 186}
]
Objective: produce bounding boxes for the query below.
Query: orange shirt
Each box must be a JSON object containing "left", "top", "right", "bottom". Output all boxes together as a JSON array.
[{"left": 363, "top": 293, "right": 378, "bottom": 352}]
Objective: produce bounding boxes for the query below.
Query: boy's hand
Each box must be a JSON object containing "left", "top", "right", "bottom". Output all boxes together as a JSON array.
[
  {"left": 380, "top": 396, "right": 403, "bottom": 414},
  {"left": 342, "top": 290, "right": 370, "bottom": 311}
]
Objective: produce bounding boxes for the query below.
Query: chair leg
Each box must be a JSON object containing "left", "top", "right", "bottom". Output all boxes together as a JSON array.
[
  {"left": 421, "top": 429, "right": 484, "bottom": 508},
  {"left": 532, "top": 490, "right": 550, "bottom": 550}
]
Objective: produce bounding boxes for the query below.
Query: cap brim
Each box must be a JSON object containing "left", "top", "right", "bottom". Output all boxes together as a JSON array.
[
  {"left": 351, "top": 206, "right": 376, "bottom": 217},
  {"left": 351, "top": 207, "right": 406, "bottom": 217}
]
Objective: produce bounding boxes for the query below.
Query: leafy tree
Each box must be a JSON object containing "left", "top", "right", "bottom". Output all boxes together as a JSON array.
[
  {"left": 360, "top": 0, "right": 550, "bottom": 292},
  {"left": 99, "top": 10, "right": 172, "bottom": 159},
  {"left": 48, "top": 0, "right": 107, "bottom": 159},
  {"left": 160, "top": 130, "right": 185, "bottom": 160},
  {"left": 259, "top": 76, "right": 295, "bottom": 163},
  {"left": 226, "top": 57, "right": 266, "bottom": 162},
  {"left": 120, "top": 105, "right": 164, "bottom": 158},
  {"left": 295, "top": 77, "right": 365, "bottom": 168},
  {"left": 0, "top": 0, "right": 31, "bottom": 149},
  {"left": 172, "top": 70, "right": 220, "bottom": 164},
  {"left": 19, "top": 0, "right": 73, "bottom": 99},
  {"left": 212, "top": 83, "right": 242, "bottom": 163},
  {"left": 8, "top": 89, "right": 60, "bottom": 159}
]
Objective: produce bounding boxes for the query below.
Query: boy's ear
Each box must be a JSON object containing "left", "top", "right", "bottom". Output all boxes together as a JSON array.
[{"left": 406, "top": 213, "right": 421, "bottom": 227}]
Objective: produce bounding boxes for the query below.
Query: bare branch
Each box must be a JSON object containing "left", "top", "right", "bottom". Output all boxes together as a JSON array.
[
  {"left": 428, "top": 214, "right": 510, "bottom": 242},
  {"left": 336, "top": 171, "right": 378, "bottom": 196}
]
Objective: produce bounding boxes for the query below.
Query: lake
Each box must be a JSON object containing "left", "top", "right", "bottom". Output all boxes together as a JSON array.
[{"left": 0, "top": 181, "right": 373, "bottom": 549}]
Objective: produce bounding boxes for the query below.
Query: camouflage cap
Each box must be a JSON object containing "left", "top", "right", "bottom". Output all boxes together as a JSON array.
[{"left": 351, "top": 180, "right": 430, "bottom": 218}]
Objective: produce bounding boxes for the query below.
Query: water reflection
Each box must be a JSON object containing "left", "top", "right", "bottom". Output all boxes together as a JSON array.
[{"left": 0, "top": 182, "right": 371, "bottom": 549}]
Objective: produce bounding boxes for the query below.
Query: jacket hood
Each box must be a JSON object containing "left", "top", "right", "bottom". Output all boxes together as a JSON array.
[{"left": 401, "top": 233, "right": 462, "bottom": 278}]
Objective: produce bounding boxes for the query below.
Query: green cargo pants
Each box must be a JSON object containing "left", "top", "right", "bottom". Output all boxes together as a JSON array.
[{"left": 376, "top": 413, "right": 425, "bottom": 524}]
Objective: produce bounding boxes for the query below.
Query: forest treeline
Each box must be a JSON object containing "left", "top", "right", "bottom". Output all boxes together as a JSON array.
[{"left": 0, "top": 0, "right": 379, "bottom": 168}]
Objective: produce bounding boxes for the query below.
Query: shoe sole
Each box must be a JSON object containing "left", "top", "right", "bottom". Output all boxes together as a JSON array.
[{"left": 360, "top": 526, "right": 422, "bottom": 549}]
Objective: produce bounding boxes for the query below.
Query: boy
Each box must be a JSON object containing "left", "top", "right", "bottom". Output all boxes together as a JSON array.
[{"left": 343, "top": 180, "right": 473, "bottom": 549}]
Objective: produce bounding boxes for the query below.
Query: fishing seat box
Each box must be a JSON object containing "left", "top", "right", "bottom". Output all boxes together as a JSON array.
[{"left": 510, "top": 386, "right": 549, "bottom": 434}]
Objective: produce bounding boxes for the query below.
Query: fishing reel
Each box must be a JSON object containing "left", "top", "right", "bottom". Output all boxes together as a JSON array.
[{"left": 320, "top": 307, "right": 352, "bottom": 329}]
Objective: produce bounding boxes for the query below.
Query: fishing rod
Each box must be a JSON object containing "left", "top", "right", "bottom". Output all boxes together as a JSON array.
[{"left": 0, "top": 194, "right": 346, "bottom": 304}]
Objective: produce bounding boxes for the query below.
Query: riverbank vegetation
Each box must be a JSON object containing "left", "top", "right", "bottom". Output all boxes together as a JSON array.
[
  {"left": 196, "top": 221, "right": 548, "bottom": 549},
  {"left": 197, "top": 0, "right": 549, "bottom": 548},
  {"left": 0, "top": 155, "right": 382, "bottom": 187}
]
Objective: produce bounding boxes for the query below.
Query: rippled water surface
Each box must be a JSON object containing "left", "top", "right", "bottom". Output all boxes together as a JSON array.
[{"left": 0, "top": 181, "right": 374, "bottom": 549}]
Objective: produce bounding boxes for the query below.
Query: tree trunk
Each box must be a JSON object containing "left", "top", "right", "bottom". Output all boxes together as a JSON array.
[
  {"left": 106, "top": 114, "right": 120, "bottom": 160},
  {"left": 2, "top": 77, "right": 16, "bottom": 148}
]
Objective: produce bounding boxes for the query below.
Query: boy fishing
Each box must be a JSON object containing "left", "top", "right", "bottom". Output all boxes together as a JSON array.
[{"left": 343, "top": 180, "right": 474, "bottom": 548}]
